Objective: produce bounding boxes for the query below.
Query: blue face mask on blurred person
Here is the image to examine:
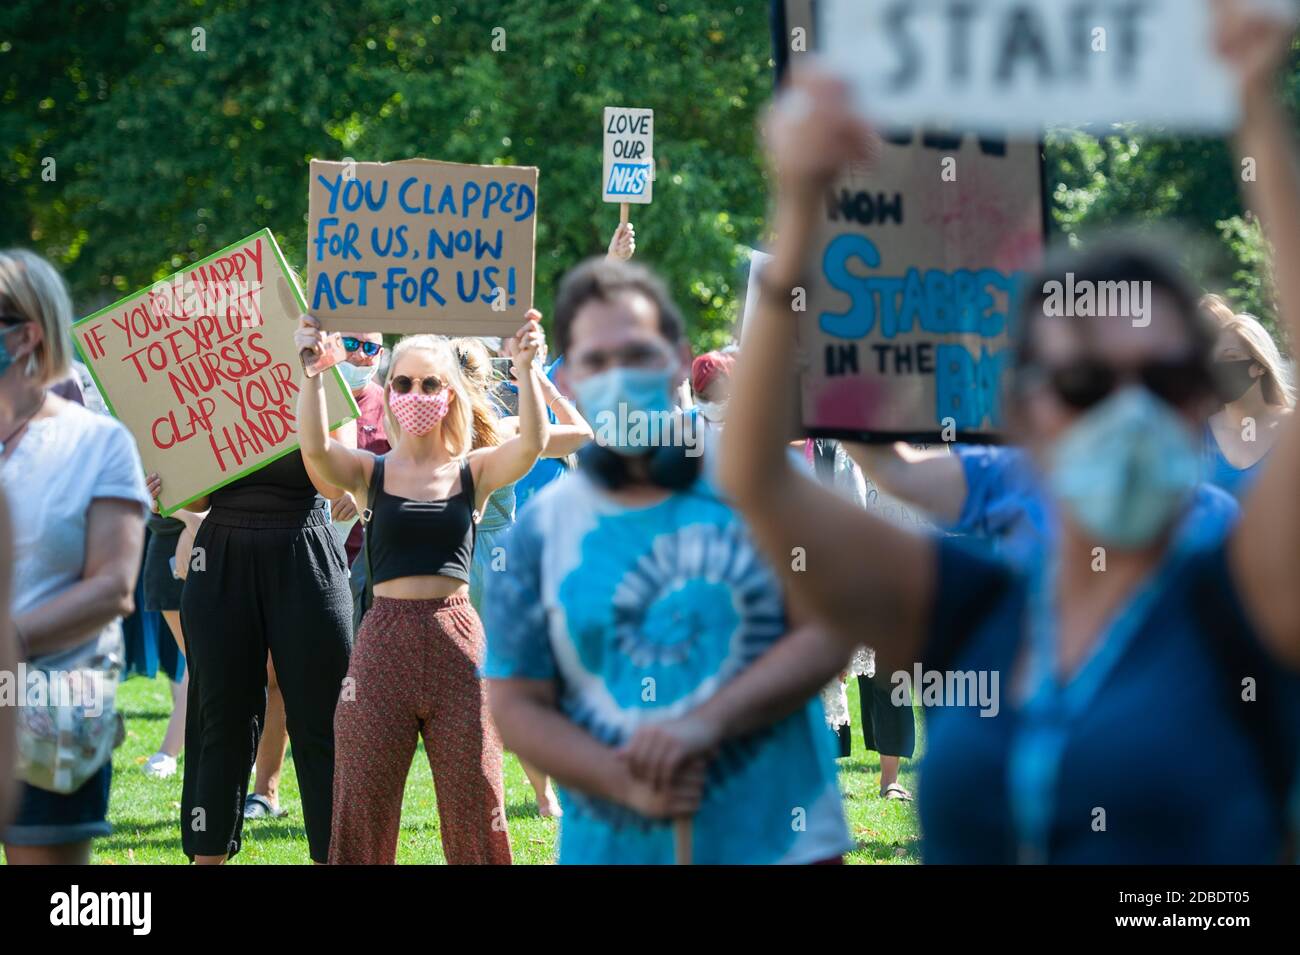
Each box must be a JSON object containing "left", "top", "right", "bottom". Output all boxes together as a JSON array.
[
  {"left": 574, "top": 365, "right": 675, "bottom": 456},
  {"left": 337, "top": 360, "right": 377, "bottom": 391},
  {"left": 1047, "top": 387, "right": 1200, "bottom": 549}
]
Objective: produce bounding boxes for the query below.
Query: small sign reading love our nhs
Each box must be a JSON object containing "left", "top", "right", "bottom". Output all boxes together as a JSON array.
[{"left": 602, "top": 107, "right": 654, "bottom": 204}]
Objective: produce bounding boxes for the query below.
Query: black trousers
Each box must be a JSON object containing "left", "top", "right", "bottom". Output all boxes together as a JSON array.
[
  {"left": 179, "top": 505, "right": 353, "bottom": 862},
  {"left": 836, "top": 673, "right": 916, "bottom": 760}
]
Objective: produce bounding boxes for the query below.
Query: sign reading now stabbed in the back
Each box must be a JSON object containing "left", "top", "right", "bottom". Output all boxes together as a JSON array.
[
  {"left": 821, "top": 0, "right": 1240, "bottom": 134},
  {"left": 308, "top": 158, "right": 539, "bottom": 336},
  {"left": 72, "top": 229, "right": 359, "bottom": 515},
  {"left": 778, "top": 0, "right": 1045, "bottom": 443},
  {"left": 603, "top": 107, "right": 654, "bottom": 204}
]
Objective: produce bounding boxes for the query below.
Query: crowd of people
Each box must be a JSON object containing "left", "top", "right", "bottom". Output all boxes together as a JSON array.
[{"left": 0, "top": 0, "right": 1298, "bottom": 865}]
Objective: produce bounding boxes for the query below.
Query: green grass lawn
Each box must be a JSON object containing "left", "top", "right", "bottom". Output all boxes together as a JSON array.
[{"left": 82, "top": 674, "right": 920, "bottom": 864}]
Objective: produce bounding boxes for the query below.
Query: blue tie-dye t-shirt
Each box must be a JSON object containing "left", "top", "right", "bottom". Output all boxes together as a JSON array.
[{"left": 482, "top": 471, "right": 851, "bottom": 864}]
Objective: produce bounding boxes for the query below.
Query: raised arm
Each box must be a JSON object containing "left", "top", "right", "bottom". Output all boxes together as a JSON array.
[
  {"left": 841, "top": 441, "right": 967, "bottom": 524},
  {"left": 498, "top": 414, "right": 594, "bottom": 459},
  {"left": 536, "top": 369, "right": 594, "bottom": 456},
  {"left": 717, "top": 71, "right": 935, "bottom": 662},
  {"left": 496, "top": 367, "right": 594, "bottom": 459},
  {"left": 472, "top": 311, "right": 547, "bottom": 504},
  {"left": 606, "top": 222, "right": 636, "bottom": 262},
  {"left": 304, "top": 419, "right": 357, "bottom": 502},
  {"left": 293, "top": 315, "right": 372, "bottom": 500},
  {"left": 1220, "top": 0, "right": 1300, "bottom": 666}
]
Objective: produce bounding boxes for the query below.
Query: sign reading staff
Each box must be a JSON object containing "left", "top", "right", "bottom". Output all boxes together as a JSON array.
[
  {"left": 308, "top": 158, "right": 538, "bottom": 336},
  {"left": 820, "top": 0, "right": 1238, "bottom": 134},
  {"left": 603, "top": 107, "right": 654, "bottom": 204},
  {"left": 777, "top": 0, "right": 1045, "bottom": 443},
  {"left": 72, "top": 229, "right": 359, "bottom": 515}
]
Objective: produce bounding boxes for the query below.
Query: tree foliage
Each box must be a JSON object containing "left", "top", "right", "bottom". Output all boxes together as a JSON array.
[
  {"left": 1044, "top": 51, "right": 1300, "bottom": 339},
  {"left": 2, "top": 0, "right": 772, "bottom": 349},
  {"left": 3, "top": 2, "right": 1296, "bottom": 349}
]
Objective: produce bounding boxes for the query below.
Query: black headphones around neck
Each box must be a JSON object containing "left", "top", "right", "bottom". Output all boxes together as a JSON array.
[{"left": 577, "top": 441, "right": 702, "bottom": 491}]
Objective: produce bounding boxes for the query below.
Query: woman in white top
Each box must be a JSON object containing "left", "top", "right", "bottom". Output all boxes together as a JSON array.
[{"left": 0, "top": 250, "right": 148, "bottom": 864}]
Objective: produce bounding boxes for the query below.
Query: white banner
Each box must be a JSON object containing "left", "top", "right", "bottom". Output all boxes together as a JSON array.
[{"left": 822, "top": 0, "right": 1242, "bottom": 134}]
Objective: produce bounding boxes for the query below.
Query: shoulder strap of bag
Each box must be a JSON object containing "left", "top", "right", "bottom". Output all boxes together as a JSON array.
[{"left": 362, "top": 454, "right": 385, "bottom": 615}]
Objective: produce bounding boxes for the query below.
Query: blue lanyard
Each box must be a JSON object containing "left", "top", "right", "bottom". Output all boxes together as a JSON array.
[{"left": 1007, "top": 537, "right": 1193, "bottom": 863}]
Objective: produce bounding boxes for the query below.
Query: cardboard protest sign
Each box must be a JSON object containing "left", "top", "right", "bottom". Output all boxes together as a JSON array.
[
  {"left": 820, "top": 0, "right": 1238, "bottom": 135},
  {"left": 308, "top": 158, "right": 538, "bottom": 336},
  {"left": 602, "top": 107, "right": 654, "bottom": 204},
  {"left": 775, "top": 0, "right": 1046, "bottom": 443},
  {"left": 72, "top": 229, "right": 359, "bottom": 515}
]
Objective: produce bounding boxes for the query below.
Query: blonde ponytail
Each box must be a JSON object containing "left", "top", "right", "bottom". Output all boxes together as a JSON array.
[{"left": 451, "top": 337, "right": 505, "bottom": 450}]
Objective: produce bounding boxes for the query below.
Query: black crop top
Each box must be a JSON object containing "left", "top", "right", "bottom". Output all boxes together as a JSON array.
[
  {"left": 366, "top": 455, "right": 476, "bottom": 585},
  {"left": 210, "top": 451, "right": 323, "bottom": 513}
]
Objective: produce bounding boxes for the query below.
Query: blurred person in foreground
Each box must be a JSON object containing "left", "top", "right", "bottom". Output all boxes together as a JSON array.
[
  {"left": 0, "top": 250, "right": 148, "bottom": 864},
  {"left": 622, "top": 1, "right": 1300, "bottom": 863}
]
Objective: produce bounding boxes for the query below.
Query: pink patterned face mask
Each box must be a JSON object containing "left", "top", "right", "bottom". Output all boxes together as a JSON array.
[{"left": 388, "top": 389, "right": 450, "bottom": 436}]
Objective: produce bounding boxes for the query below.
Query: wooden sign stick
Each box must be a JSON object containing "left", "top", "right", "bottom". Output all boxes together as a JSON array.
[{"left": 674, "top": 816, "right": 693, "bottom": 865}]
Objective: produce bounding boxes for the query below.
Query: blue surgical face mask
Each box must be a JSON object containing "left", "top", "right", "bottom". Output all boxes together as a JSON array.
[
  {"left": 337, "top": 360, "right": 377, "bottom": 391},
  {"left": 1047, "top": 387, "right": 1200, "bottom": 549},
  {"left": 573, "top": 365, "right": 676, "bottom": 456}
]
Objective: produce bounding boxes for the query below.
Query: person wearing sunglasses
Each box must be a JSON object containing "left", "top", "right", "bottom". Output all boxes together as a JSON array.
[
  {"left": 1199, "top": 294, "right": 1296, "bottom": 498},
  {"left": 295, "top": 312, "right": 547, "bottom": 864},
  {"left": 621, "top": 3, "right": 1300, "bottom": 865},
  {"left": 0, "top": 251, "right": 149, "bottom": 864},
  {"left": 842, "top": 370, "right": 1242, "bottom": 569}
]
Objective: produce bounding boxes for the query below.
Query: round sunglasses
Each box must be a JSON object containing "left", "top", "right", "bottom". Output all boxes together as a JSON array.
[{"left": 389, "top": 374, "right": 444, "bottom": 395}]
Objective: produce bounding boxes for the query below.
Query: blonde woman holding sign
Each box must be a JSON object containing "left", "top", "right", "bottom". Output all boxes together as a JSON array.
[{"left": 296, "top": 313, "right": 546, "bottom": 865}]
